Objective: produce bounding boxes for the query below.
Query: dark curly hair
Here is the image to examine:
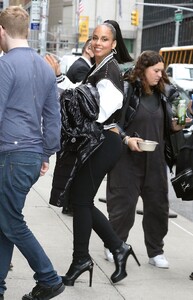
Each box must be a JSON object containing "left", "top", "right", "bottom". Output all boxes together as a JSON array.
[{"left": 125, "top": 50, "right": 170, "bottom": 95}]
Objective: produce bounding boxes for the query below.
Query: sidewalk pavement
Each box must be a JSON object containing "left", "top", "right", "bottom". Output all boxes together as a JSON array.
[{"left": 5, "top": 155, "right": 193, "bottom": 300}]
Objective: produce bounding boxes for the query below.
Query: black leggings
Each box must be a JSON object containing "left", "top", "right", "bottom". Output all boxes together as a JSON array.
[{"left": 70, "top": 130, "right": 123, "bottom": 261}]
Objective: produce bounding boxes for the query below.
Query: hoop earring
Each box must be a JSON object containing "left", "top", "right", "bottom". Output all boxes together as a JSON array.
[{"left": 112, "top": 48, "right": 117, "bottom": 54}]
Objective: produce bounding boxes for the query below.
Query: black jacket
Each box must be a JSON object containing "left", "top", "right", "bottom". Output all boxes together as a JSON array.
[
  {"left": 49, "top": 83, "right": 104, "bottom": 207},
  {"left": 59, "top": 83, "right": 104, "bottom": 166},
  {"left": 66, "top": 57, "right": 91, "bottom": 83},
  {"left": 122, "top": 80, "right": 179, "bottom": 170}
]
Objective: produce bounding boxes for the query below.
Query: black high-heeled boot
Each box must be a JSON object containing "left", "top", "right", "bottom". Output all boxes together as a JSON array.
[
  {"left": 111, "top": 242, "right": 140, "bottom": 283},
  {"left": 62, "top": 257, "right": 94, "bottom": 287}
]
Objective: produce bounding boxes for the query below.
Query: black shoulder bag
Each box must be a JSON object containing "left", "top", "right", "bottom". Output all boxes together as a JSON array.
[{"left": 171, "top": 133, "right": 193, "bottom": 201}]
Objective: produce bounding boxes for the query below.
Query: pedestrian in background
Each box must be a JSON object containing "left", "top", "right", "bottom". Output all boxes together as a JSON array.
[
  {"left": 50, "top": 22, "right": 140, "bottom": 287},
  {"left": 0, "top": 6, "right": 64, "bottom": 300},
  {"left": 66, "top": 37, "right": 95, "bottom": 83},
  {"left": 45, "top": 37, "right": 94, "bottom": 91},
  {"left": 106, "top": 50, "right": 181, "bottom": 269}
]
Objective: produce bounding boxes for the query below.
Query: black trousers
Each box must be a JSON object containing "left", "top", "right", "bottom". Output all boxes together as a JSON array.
[{"left": 70, "top": 130, "right": 123, "bottom": 261}]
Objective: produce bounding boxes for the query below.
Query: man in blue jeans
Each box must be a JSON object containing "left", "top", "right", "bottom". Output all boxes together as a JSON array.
[{"left": 0, "top": 6, "right": 65, "bottom": 300}]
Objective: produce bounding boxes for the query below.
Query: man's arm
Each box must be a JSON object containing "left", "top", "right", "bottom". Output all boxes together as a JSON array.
[
  {"left": 0, "top": 60, "right": 13, "bottom": 123},
  {"left": 42, "top": 81, "right": 61, "bottom": 162}
]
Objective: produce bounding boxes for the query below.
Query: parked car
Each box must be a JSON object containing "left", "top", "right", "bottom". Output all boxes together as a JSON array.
[
  {"left": 168, "top": 77, "right": 193, "bottom": 139},
  {"left": 59, "top": 55, "right": 79, "bottom": 74},
  {"left": 59, "top": 48, "right": 82, "bottom": 74},
  {"left": 170, "top": 77, "right": 191, "bottom": 103},
  {"left": 166, "top": 63, "right": 193, "bottom": 97}
]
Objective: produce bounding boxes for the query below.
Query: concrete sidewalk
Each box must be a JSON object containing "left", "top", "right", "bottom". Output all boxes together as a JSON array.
[{"left": 5, "top": 156, "right": 193, "bottom": 300}]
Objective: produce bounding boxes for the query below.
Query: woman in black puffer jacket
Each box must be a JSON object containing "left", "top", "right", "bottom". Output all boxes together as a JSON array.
[{"left": 106, "top": 50, "right": 182, "bottom": 269}]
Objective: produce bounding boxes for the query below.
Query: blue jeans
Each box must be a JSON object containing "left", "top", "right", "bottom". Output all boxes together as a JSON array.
[{"left": 0, "top": 151, "right": 61, "bottom": 294}]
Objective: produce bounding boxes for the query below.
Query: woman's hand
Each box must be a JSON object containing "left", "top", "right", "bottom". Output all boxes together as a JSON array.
[
  {"left": 125, "top": 137, "right": 144, "bottom": 152},
  {"left": 171, "top": 117, "right": 192, "bottom": 132},
  {"left": 44, "top": 54, "right": 61, "bottom": 76},
  {"left": 40, "top": 162, "right": 49, "bottom": 176}
]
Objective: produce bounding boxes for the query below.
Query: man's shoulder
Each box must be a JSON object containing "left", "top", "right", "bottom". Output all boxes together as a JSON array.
[
  {"left": 66, "top": 57, "right": 90, "bottom": 82},
  {"left": 72, "top": 57, "right": 89, "bottom": 68}
]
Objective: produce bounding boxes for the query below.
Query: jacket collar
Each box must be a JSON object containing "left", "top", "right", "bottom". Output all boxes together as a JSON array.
[{"left": 89, "top": 52, "right": 114, "bottom": 77}]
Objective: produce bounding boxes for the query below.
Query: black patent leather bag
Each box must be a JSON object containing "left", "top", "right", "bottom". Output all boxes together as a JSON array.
[
  {"left": 171, "top": 168, "right": 193, "bottom": 200},
  {"left": 171, "top": 134, "right": 193, "bottom": 201}
]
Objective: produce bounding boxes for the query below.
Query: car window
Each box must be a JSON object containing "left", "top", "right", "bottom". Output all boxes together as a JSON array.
[
  {"left": 166, "top": 67, "right": 173, "bottom": 77},
  {"left": 175, "top": 66, "right": 193, "bottom": 81}
]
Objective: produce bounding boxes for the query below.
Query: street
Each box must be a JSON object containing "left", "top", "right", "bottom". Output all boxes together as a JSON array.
[{"left": 4, "top": 157, "right": 193, "bottom": 300}]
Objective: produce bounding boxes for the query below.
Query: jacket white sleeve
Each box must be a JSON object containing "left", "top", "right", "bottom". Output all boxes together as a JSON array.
[{"left": 96, "top": 79, "right": 123, "bottom": 123}]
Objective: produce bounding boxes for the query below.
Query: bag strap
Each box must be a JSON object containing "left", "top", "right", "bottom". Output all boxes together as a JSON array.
[{"left": 118, "top": 81, "right": 133, "bottom": 128}]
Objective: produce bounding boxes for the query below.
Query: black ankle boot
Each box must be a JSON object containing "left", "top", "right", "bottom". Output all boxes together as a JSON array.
[
  {"left": 111, "top": 242, "right": 140, "bottom": 283},
  {"left": 62, "top": 257, "right": 94, "bottom": 287}
]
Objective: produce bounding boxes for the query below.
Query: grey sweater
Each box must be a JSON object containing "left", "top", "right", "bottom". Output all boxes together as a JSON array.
[{"left": 0, "top": 47, "right": 61, "bottom": 162}]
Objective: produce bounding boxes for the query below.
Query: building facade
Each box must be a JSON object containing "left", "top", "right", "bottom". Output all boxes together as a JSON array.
[
  {"left": 142, "top": 0, "right": 193, "bottom": 52},
  {"left": 2, "top": 0, "right": 143, "bottom": 59},
  {"left": 9, "top": 0, "right": 30, "bottom": 5},
  {"left": 48, "top": 0, "right": 143, "bottom": 59}
]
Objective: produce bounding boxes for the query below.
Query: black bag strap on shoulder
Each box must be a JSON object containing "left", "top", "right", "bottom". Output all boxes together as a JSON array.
[{"left": 118, "top": 80, "right": 133, "bottom": 128}]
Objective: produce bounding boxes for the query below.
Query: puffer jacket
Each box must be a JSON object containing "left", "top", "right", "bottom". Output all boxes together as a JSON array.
[
  {"left": 122, "top": 80, "right": 179, "bottom": 171},
  {"left": 50, "top": 83, "right": 105, "bottom": 207},
  {"left": 60, "top": 83, "right": 104, "bottom": 163}
]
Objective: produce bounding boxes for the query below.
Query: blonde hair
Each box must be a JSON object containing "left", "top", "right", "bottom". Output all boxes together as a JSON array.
[{"left": 0, "top": 6, "right": 29, "bottom": 39}]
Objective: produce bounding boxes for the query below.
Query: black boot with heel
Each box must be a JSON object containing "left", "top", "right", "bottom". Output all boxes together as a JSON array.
[
  {"left": 62, "top": 257, "right": 94, "bottom": 287},
  {"left": 111, "top": 242, "right": 140, "bottom": 283}
]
